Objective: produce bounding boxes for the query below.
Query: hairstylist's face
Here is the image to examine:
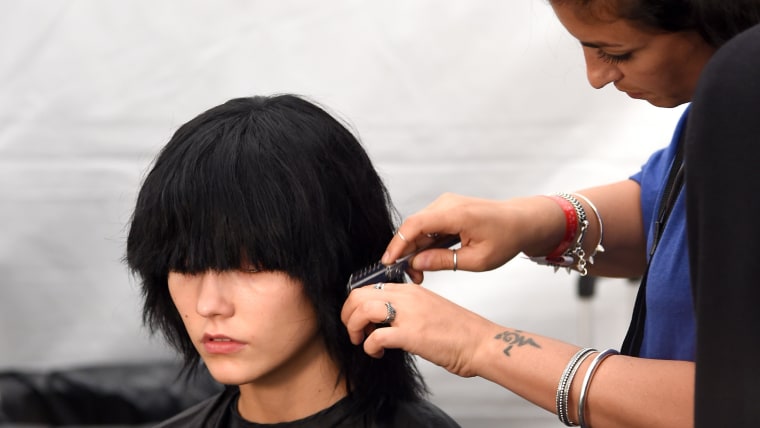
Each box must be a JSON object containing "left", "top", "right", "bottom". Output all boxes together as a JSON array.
[
  {"left": 551, "top": 3, "right": 715, "bottom": 107},
  {"left": 169, "top": 269, "right": 333, "bottom": 387}
]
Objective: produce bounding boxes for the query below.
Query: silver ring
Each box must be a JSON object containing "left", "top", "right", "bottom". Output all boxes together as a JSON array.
[
  {"left": 374, "top": 282, "right": 385, "bottom": 290},
  {"left": 397, "top": 231, "right": 407, "bottom": 242},
  {"left": 452, "top": 249, "right": 457, "bottom": 272},
  {"left": 383, "top": 301, "right": 397, "bottom": 323}
]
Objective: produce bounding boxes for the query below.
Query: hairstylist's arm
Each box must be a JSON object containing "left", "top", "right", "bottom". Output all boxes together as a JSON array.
[
  {"left": 384, "top": 179, "right": 647, "bottom": 281},
  {"left": 342, "top": 283, "right": 694, "bottom": 428}
]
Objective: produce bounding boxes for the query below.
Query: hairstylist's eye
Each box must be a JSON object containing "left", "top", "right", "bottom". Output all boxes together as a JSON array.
[{"left": 597, "top": 49, "right": 632, "bottom": 65}]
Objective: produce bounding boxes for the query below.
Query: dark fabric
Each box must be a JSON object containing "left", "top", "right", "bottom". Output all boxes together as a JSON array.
[
  {"left": 620, "top": 268, "right": 649, "bottom": 356},
  {"left": 685, "top": 22, "right": 760, "bottom": 427},
  {"left": 0, "top": 361, "right": 223, "bottom": 426},
  {"left": 156, "top": 387, "right": 462, "bottom": 428}
]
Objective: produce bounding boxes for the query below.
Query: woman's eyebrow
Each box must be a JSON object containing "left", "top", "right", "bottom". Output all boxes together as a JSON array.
[{"left": 580, "top": 40, "right": 624, "bottom": 48}]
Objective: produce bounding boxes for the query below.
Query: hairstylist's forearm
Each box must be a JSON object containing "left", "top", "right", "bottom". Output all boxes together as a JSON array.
[
  {"left": 469, "top": 326, "right": 694, "bottom": 428},
  {"left": 387, "top": 180, "right": 647, "bottom": 278},
  {"left": 488, "top": 180, "right": 647, "bottom": 278}
]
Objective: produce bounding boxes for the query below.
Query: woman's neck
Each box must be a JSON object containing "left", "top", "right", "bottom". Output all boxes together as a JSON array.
[{"left": 235, "top": 337, "right": 348, "bottom": 423}]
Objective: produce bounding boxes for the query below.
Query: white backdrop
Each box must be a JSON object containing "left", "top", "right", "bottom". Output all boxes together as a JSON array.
[{"left": 0, "top": 1, "right": 686, "bottom": 426}]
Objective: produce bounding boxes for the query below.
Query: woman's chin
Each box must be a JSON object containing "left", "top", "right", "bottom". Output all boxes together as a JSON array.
[{"left": 204, "top": 361, "right": 251, "bottom": 386}]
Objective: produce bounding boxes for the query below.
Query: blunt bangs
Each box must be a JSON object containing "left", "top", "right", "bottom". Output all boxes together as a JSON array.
[
  {"left": 128, "top": 95, "right": 398, "bottom": 320},
  {"left": 133, "top": 96, "right": 383, "bottom": 283}
]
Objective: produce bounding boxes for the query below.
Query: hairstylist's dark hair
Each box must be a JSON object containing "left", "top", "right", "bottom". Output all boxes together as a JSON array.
[
  {"left": 690, "top": 0, "right": 760, "bottom": 47},
  {"left": 551, "top": 0, "right": 760, "bottom": 47},
  {"left": 126, "top": 94, "right": 426, "bottom": 418}
]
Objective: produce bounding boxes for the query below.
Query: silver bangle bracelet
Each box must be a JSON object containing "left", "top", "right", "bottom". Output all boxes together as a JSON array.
[
  {"left": 577, "top": 348, "right": 619, "bottom": 428},
  {"left": 573, "top": 193, "right": 605, "bottom": 265},
  {"left": 556, "top": 348, "right": 596, "bottom": 426}
]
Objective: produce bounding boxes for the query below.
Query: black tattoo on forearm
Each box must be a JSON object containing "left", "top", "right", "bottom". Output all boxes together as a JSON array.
[{"left": 494, "top": 330, "right": 541, "bottom": 356}]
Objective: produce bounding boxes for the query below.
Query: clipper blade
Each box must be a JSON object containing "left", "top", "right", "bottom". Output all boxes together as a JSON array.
[
  {"left": 346, "top": 261, "right": 407, "bottom": 292},
  {"left": 346, "top": 234, "right": 461, "bottom": 292}
]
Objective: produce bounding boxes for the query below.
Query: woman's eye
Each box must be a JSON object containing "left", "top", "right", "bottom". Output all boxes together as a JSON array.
[{"left": 597, "top": 49, "right": 632, "bottom": 65}]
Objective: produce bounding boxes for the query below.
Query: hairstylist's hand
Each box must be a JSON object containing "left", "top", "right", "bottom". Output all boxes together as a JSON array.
[
  {"left": 341, "top": 282, "right": 500, "bottom": 378},
  {"left": 384, "top": 193, "right": 562, "bottom": 283}
]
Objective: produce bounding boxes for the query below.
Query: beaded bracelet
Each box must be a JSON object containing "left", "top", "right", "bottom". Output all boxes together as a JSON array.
[
  {"left": 556, "top": 348, "right": 596, "bottom": 426},
  {"left": 573, "top": 193, "right": 605, "bottom": 265},
  {"left": 577, "top": 348, "right": 619, "bottom": 427},
  {"left": 554, "top": 192, "right": 589, "bottom": 274}
]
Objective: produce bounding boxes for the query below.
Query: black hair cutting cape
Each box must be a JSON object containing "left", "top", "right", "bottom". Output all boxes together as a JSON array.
[{"left": 153, "top": 386, "right": 461, "bottom": 428}]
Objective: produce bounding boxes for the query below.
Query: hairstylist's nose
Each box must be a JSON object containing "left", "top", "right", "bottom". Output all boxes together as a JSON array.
[
  {"left": 196, "top": 272, "right": 233, "bottom": 318},
  {"left": 583, "top": 48, "right": 622, "bottom": 89}
]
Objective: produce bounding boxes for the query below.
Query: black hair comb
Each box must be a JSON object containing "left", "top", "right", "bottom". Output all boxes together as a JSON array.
[{"left": 346, "top": 234, "right": 461, "bottom": 292}]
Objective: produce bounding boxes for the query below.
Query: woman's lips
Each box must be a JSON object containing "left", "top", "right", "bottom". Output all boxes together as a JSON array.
[
  {"left": 202, "top": 334, "right": 246, "bottom": 354},
  {"left": 616, "top": 85, "right": 645, "bottom": 100}
]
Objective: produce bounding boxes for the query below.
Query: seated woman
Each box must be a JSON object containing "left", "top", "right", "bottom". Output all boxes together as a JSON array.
[{"left": 125, "top": 94, "right": 460, "bottom": 427}]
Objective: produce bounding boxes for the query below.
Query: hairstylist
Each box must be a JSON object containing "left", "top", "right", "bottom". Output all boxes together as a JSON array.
[{"left": 342, "top": 1, "right": 760, "bottom": 427}]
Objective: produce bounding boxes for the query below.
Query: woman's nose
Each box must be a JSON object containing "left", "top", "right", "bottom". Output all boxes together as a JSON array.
[
  {"left": 196, "top": 272, "right": 234, "bottom": 318},
  {"left": 583, "top": 49, "right": 623, "bottom": 89}
]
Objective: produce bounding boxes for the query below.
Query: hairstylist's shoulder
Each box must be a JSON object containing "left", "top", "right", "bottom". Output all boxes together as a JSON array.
[{"left": 386, "top": 399, "right": 462, "bottom": 427}]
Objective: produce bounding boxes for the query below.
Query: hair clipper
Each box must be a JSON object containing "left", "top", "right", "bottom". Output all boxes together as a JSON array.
[{"left": 346, "top": 234, "right": 461, "bottom": 292}]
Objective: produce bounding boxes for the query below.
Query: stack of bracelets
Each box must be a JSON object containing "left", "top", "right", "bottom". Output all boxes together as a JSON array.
[
  {"left": 528, "top": 192, "right": 604, "bottom": 277},
  {"left": 530, "top": 192, "right": 615, "bottom": 426},
  {"left": 556, "top": 347, "right": 619, "bottom": 426}
]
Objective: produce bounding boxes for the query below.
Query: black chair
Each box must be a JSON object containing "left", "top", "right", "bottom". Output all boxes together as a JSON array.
[{"left": 0, "top": 361, "right": 223, "bottom": 427}]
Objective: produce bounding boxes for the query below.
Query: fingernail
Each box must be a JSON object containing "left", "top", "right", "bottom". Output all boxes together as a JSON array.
[
  {"left": 381, "top": 251, "right": 390, "bottom": 265},
  {"left": 410, "top": 254, "right": 425, "bottom": 270}
]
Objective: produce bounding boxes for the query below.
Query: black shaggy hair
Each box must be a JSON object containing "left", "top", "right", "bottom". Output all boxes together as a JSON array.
[{"left": 126, "top": 94, "right": 426, "bottom": 419}]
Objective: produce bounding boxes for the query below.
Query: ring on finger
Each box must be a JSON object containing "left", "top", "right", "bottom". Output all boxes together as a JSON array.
[
  {"left": 383, "top": 301, "right": 397, "bottom": 323},
  {"left": 452, "top": 249, "right": 458, "bottom": 272}
]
